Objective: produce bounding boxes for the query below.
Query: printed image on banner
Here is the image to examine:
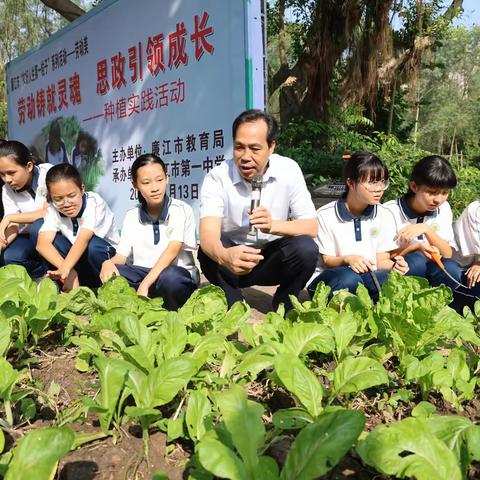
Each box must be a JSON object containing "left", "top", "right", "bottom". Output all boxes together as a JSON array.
[{"left": 6, "top": 0, "right": 264, "bottom": 225}]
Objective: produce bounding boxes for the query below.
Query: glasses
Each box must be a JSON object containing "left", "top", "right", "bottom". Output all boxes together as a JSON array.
[
  {"left": 51, "top": 191, "right": 81, "bottom": 207},
  {"left": 360, "top": 179, "right": 389, "bottom": 192}
]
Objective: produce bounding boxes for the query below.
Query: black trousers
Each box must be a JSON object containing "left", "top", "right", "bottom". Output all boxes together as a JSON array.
[{"left": 198, "top": 235, "right": 318, "bottom": 311}]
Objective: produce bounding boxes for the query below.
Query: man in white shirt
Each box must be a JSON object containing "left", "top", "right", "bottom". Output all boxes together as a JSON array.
[{"left": 198, "top": 109, "right": 318, "bottom": 311}]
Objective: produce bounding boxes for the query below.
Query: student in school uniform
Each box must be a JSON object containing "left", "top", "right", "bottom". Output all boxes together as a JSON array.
[
  {"left": 383, "top": 155, "right": 462, "bottom": 290},
  {"left": 452, "top": 201, "right": 480, "bottom": 308},
  {"left": 36, "top": 164, "right": 118, "bottom": 291},
  {"left": 307, "top": 152, "right": 409, "bottom": 300},
  {"left": 100, "top": 154, "right": 198, "bottom": 310},
  {"left": 0, "top": 141, "right": 53, "bottom": 277}
]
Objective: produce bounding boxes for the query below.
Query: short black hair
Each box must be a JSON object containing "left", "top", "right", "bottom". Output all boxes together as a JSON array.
[
  {"left": 232, "top": 109, "right": 278, "bottom": 146},
  {"left": 343, "top": 151, "right": 388, "bottom": 192},
  {"left": 45, "top": 164, "right": 83, "bottom": 202},
  {"left": 408, "top": 155, "right": 457, "bottom": 194}
]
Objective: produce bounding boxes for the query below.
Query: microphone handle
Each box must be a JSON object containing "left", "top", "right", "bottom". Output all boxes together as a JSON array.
[{"left": 248, "top": 196, "right": 261, "bottom": 235}]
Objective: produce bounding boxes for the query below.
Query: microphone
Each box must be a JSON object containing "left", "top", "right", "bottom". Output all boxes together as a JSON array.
[{"left": 248, "top": 174, "right": 263, "bottom": 236}]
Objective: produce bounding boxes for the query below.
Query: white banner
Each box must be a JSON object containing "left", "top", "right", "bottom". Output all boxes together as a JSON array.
[{"left": 7, "top": 0, "right": 265, "bottom": 225}]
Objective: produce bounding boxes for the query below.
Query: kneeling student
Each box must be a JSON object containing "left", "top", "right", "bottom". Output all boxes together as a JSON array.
[
  {"left": 452, "top": 200, "right": 480, "bottom": 309},
  {"left": 36, "top": 164, "right": 118, "bottom": 291},
  {"left": 100, "top": 154, "right": 198, "bottom": 310},
  {"left": 383, "top": 155, "right": 462, "bottom": 290},
  {"left": 0, "top": 140, "right": 53, "bottom": 277},
  {"left": 308, "top": 152, "right": 408, "bottom": 300}
]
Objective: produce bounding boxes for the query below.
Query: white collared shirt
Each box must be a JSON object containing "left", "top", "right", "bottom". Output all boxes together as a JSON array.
[
  {"left": 383, "top": 196, "right": 456, "bottom": 246},
  {"left": 2, "top": 163, "right": 53, "bottom": 233},
  {"left": 314, "top": 199, "right": 398, "bottom": 274},
  {"left": 200, "top": 153, "right": 316, "bottom": 246},
  {"left": 453, "top": 201, "right": 480, "bottom": 267},
  {"left": 40, "top": 192, "right": 119, "bottom": 246},
  {"left": 116, "top": 198, "right": 198, "bottom": 281}
]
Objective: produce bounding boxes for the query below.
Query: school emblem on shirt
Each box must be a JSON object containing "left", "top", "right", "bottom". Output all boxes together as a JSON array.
[
  {"left": 431, "top": 223, "right": 439, "bottom": 232},
  {"left": 370, "top": 227, "right": 380, "bottom": 238},
  {"left": 37, "top": 187, "right": 47, "bottom": 197},
  {"left": 166, "top": 227, "right": 173, "bottom": 238}
]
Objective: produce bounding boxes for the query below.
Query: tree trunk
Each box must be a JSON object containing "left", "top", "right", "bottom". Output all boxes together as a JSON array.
[
  {"left": 39, "top": 0, "right": 85, "bottom": 22},
  {"left": 387, "top": 72, "right": 397, "bottom": 134}
]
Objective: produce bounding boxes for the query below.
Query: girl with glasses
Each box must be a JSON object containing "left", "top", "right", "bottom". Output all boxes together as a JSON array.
[
  {"left": 36, "top": 164, "right": 118, "bottom": 291},
  {"left": 0, "top": 141, "right": 53, "bottom": 277},
  {"left": 308, "top": 151, "right": 408, "bottom": 300},
  {"left": 384, "top": 155, "right": 462, "bottom": 290}
]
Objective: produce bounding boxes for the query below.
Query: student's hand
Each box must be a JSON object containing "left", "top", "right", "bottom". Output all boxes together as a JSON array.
[
  {"left": 392, "top": 255, "right": 409, "bottom": 275},
  {"left": 466, "top": 264, "right": 480, "bottom": 288},
  {"left": 418, "top": 242, "right": 440, "bottom": 260},
  {"left": 0, "top": 217, "right": 10, "bottom": 246},
  {"left": 249, "top": 206, "right": 272, "bottom": 234},
  {"left": 62, "top": 269, "right": 79, "bottom": 292},
  {"left": 46, "top": 265, "right": 71, "bottom": 283},
  {"left": 100, "top": 260, "right": 120, "bottom": 283},
  {"left": 344, "top": 255, "right": 374, "bottom": 274},
  {"left": 221, "top": 245, "right": 264, "bottom": 275},
  {"left": 395, "top": 223, "right": 429, "bottom": 245},
  {"left": 137, "top": 280, "right": 151, "bottom": 298}
]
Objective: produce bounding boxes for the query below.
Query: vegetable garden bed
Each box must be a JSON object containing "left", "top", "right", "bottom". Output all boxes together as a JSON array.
[{"left": 0, "top": 265, "right": 479, "bottom": 480}]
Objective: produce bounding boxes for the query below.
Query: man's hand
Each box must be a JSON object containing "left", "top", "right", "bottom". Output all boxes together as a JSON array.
[
  {"left": 344, "top": 255, "right": 374, "bottom": 274},
  {"left": 100, "top": 259, "right": 120, "bottom": 283},
  {"left": 249, "top": 206, "right": 272, "bottom": 234},
  {"left": 392, "top": 255, "right": 409, "bottom": 275},
  {"left": 221, "top": 245, "right": 264, "bottom": 275},
  {"left": 395, "top": 223, "right": 429, "bottom": 245},
  {"left": 466, "top": 264, "right": 480, "bottom": 288}
]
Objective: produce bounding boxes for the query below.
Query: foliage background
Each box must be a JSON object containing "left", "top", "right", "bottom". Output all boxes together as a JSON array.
[{"left": 2, "top": 1, "right": 480, "bottom": 216}]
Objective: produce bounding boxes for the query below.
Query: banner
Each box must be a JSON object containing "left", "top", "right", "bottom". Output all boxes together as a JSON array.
[{"left": 6, "top": 0, "right": 265, "bottom": 224}]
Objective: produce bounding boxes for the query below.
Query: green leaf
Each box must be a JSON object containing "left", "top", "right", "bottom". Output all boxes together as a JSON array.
[
  {"left": 426, "top": 415, "right": 480, "bottom": 476},
  {"left": 0, "top": 358, "right": 20, "bottom": 400},
  {"left": 283, "top": 323, "right": 334, "bottom": 356},
  {"left": 186, "top": 389, "right": 212, "bottom": 442},
  {"left": 331, "top": 312, "right": 358, "bottom": 359},
  {"left": 93, "top": 357, "right": 130, "bottom": 433},
  {"left": 281, "top": 410, "right": 365, "bottom": 480},
  {"left": 236, "top": 343, "right": 277, "bottom": 380},
  {"left": 197, "top": 435, "right": 247, "bottom": 480},
  {"left": 446, "top": 349, "right": 470, "bottom": 382},
  {"left": 145, "top": 356, "right": 199, "bottom": 408},
  {"left": 271, "top": 408, "right": 313, "bottom": 430},
  {"left": 5, "top": 426, "right": 75, "bottom": 480},
  {"left": 357, "top": 417, "right": 462, "bottom": 480},
  {"left": 221, "top": 301, "right": 250, "bottom": 335},
  {"left": 157, "top": 313, "right": 187, "bottom": 360},
  {"left": 216, "top": 385, "right": 265, "bottom": 476},
  {"left": 274, "top": 354, "right": 323, "bottom": 417},
  {"left": 0, "top": 317, "right": 12, "bottom": 357},
  {"left": 178, "top": 286, "right": 227, "bottom": 325},
  {"left": 332, "top": 356, "right": 388, "bottom": 397},
  {"left": 167, "top": 411, "right": 186, "bottom": 441},
  {"left": 411, "top": 401, "right": 436, "bottom": 418}
]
